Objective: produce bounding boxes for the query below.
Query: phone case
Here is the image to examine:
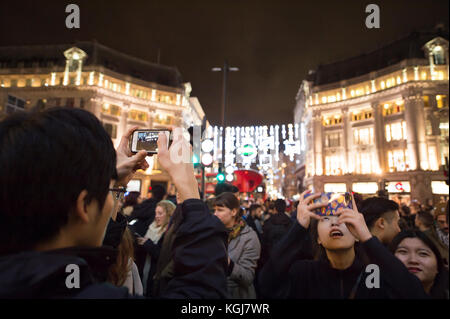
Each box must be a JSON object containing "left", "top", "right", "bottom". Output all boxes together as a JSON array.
[{"left": 305, "top": 192, "right": 353, "bottom": 216}]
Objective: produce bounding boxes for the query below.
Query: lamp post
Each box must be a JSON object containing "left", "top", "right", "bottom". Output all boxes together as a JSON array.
[{"left": 212, "top": 60, "right": 239, "bottom": 174}]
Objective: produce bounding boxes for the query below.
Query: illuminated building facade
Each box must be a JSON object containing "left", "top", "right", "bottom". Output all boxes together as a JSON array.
[
  {"left": 294, "top": 31, "right": 449, "bottom": 204},
  {"left": 0, "top": 42, "right": 205, "bottom": 196}
]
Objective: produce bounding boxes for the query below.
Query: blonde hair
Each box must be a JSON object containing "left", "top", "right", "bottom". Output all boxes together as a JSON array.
[{"left": 156, "top": 200, "right": 176, "bottom": 233}]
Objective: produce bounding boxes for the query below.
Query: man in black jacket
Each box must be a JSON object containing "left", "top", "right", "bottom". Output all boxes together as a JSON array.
[
  {"left": 0, "top": 108, "right": 228, "bottom": 298},
  {"left": 259, "top": 199, "right": 294, "bottom": 268}
]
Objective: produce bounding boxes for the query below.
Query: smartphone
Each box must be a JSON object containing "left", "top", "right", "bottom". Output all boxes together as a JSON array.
[
  {"left": 130, "top": 129, "right": 170, "bottom": 154},
  {"left": 305, "top": 192, "right": 353, "bottom": 216}
]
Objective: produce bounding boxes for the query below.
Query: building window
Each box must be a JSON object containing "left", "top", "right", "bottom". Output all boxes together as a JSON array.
[
  {"left": 128, "top": 110, "right": 148, "bottom": 122},
  {"left": 355, "top": 152, "right": 376, "bottom": 174},
  {"left": 323, "top": 115, "right": 342, "bottom": 126},
  {"left": 102, "top": 103, "right": 121, "bottom": 116},
  {"left": 423, "top": 96, "right": 430, "bottom": 107},
  {"left": 353, "top": 127, "right": 374, "bottom": 145},
  {"left": 324, "top": 132, "right": 342, "bottom": 148},
  {"left": 69, "top": 77, "right": 75, "bottom": 85},
  {"left": 432, "top": 46, "right": 446, "bottom": 65},
  {"left": 325, "top": 155, "right": 344, "bottom": 176},
  {"left": 10, "top": 79, "right": 17, "bottom": 87},
  {"left": 425, "top": 119, "right": 433, "bottom": 136},
  {"left": 382, "top": 101, "right": 405, "bottom": 116},
  {"left": 436, "top": 95, "right": 448, "bottom": 108},
  {"left": 66, "top": 98, "right": 75, "bottom": 108},
  {"left": 385, "top": 121, "right": 407, "bottom": 142},
  {"left": 351, "top": 110, "right": 373, "bottom": 121},
  {"left": 439, "top": 120, "right": 449, "bottom": 165},
  {"left": 59, "top": 77, "right": 64, "bottom": 85},
  {"left": 103, "top": 122, "right": 117, "bottom": 139},
  {"left": 427, "top": 145, "right": 439, "bottom": 171},
  {"left": 388, "top": 149, "right": 409, "bottom": 172},
  {"left": 26, "top": 79, "right": 32, "bottom": 87}
]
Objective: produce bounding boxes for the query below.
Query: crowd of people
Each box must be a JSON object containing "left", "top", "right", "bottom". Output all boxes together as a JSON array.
[{"left": 0, "top": 107, "right": 448, "bottom": 299}]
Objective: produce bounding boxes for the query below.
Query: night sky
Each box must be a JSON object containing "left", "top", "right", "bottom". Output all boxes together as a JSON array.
[{"left": 0, "top": 0, "right": 448, "bottom": 126}]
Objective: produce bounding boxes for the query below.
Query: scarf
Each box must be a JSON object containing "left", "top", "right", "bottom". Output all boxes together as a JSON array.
[
  {"left": 145, "top": 221, "right": 164, "bottom": 244},
  {"left": 228, "top": 217, "right": 246, "bottom": 243}
]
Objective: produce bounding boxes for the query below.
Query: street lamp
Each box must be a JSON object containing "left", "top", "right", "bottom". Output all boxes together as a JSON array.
[{"left": 212, "top": 60, "right": 239, "bottom": 174}]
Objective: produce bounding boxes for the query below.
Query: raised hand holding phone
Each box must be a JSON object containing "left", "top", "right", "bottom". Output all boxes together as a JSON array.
[
  {"left": 157, "top": 127, "right": 199, "bottom": 202},
  {"left": 115, "top": 126, "right": 149, "bottom": 187},
  {"left": 335, "top": 194, "right": 372, "bottom": 243},
  {"left": 296, "top": 190, "right": 327, "bottom": 229}
]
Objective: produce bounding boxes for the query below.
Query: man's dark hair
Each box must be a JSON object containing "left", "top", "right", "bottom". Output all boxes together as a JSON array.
[
  {"left": 151, "top": 184, "right": 166, "bottom": 202},
  {"left": 274, "top": 199, "right": 286, "bottom": 214},
  {"left": 359, "top": 197, "right": 399, "bottom": 229},
  {"left": 417, "top": 211, "right": 434, "bottom": 228},
  {"left": 249, "top": 204, "right": 261, "bottom": 213},
  {"left": 0, "top": 108, "right": 117, "bottom": 255},
  {"left": 214, "top": 183, "right": 237, "bottom": 196}
]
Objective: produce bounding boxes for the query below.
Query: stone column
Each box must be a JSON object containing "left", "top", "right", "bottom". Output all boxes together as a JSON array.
[
  {"left": 342, "top": 107, "right": 351, "bottom": 173},
  {"left": 403, "top": 89, "right": 427, "bottom": 170},
  {"left": 371, "top": 101, "right": 385, "bottom": 173},
  {"left": 313, "top": 111, "right": 323, "bottom": 176}
]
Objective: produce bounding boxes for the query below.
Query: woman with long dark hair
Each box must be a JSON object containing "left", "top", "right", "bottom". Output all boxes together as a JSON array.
[
  {"left": 258, "top": 191, "right": 429, "bottom": 299},
  {"left": 390, "top": 230, "right": 449, "bottom": 299}
]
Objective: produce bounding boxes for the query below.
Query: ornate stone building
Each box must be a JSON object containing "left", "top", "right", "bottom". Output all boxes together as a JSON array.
[
  {"left": 0, "top": 42, "right": 206, "bottom": 196},
  {"left": 294, "top": 30, "right": 449, "bottom": 204}
]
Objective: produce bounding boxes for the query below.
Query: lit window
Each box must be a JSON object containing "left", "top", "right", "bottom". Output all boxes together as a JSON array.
[
  {"left": 380, "top": 81, "right": 385, "bottom": 89},
  {"left": 432, "top": 46, "right": 446, "bottom": 65},
  {"left": 387, "top": 149, "right": 409, "bottom": 172},
  {"left": 423, "top": 96, "right": 430, "bottom": 107},
  {"left": 436, "top": 95, "right": 448, "bottom": 108}
]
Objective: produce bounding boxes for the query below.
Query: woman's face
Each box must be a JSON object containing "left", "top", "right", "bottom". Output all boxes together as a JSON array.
[
  {"left": 155, "top": 206, "right": 167, "bottom": 227},
  {"left": 317, "top": 215, "right": 356, "bottom": 250},
  {"left": 394, "top": 237, "right": 438, "bottom": 287},
  {"left": 214, "top": 205, "right": 237, "bottom": 228}
]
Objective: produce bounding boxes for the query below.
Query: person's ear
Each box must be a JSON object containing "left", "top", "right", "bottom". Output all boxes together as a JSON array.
[
  {"left": 231, "top": 208, "right": 238, "bottom": 218},
  {"left": 75, "top": 190, "right": 90, "bottom": 224},
  {"left": 317, "top": 237, "right": 322, "bottom": 245},
  {"left": 376, "top": 217, "right": 385, "bottom": 230}
]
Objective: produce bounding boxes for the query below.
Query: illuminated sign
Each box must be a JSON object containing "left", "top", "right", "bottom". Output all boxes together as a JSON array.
[{"left": 387, "top": 181, "right": 410, "bottom": 193}]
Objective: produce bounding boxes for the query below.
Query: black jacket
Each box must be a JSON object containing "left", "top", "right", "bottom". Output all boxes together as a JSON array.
[
  {"left": 136, "top": 233, "right": 165, "bottom": 297},
  {"left": 259, "top": 212, "right": 294, "bottom": 268},
  {"left": 258, "top": 221, "right": 429, "bottom": 299},
  {"left": 127, "top": 198, "right": 159, "bottom": 236},
  {"left": 0, "top": 199, "right": 229, "bottom": 299}
]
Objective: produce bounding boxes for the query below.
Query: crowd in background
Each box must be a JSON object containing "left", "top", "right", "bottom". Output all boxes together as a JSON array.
[{"left": 0, "top": 107, "right": 448, "bottom": 299}]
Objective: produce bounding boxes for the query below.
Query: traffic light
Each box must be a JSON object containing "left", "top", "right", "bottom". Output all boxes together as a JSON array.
[
  {"left": 192, "top": 154, "right": 200, "bottom": 168},
  {"left": 216, "top": 172, "right": 225, "bottom": 183}
]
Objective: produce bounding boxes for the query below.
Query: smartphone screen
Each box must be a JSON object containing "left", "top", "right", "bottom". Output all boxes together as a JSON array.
[
  {"left": 130, "top": 129, "right": 170, "bottom": 154},
  {"left": 305, "top": 192, "right": 353, "bottom": 216}
]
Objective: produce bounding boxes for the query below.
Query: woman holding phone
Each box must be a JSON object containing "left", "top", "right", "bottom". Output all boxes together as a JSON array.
[{"left": 258, "top": 191, "right": 429, "bottom": 299}]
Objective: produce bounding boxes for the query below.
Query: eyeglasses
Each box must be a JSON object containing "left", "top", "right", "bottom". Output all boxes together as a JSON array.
[{"left": 109, "top": 187, "right": 127, "bottom": 201}]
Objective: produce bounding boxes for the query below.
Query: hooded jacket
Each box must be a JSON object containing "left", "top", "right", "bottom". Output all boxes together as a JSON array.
[
  {"left": 258, "top": 221, "right": 429, "bottom": 299},
  {"left": 0, "top": 199, "right": 228, "bottom": 299}
]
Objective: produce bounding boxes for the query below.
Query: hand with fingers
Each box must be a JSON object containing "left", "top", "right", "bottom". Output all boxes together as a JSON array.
[
  {"left": 115, "top": 126, "right": 150, "bottom": 187},
  {"left": 296, "top": 190, "right": 328, "bottom": 229},
  {"left": 157, "top": 127, "right": 199, "bottom": 202},
  {"left": 136, "top": 237, "right": 148, "bottom": 246},
  {"left": 336, "top": 194, "right": 372, "bottom": 242}
]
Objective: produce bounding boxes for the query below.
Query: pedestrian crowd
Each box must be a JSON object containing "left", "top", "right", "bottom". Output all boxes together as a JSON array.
[{"left": 0, "top": 107, "right": 448, "bottom": 299}]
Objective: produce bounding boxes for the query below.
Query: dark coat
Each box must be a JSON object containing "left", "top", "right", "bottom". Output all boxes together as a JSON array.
[
  {"left": 0, "top": 199, "right": 229, "bottom": 299},
  {"left": 258, "top": 221, "right": 429, "bottom": 299},
  {"left": 127, "top": 198, "right": 158, "bottom": 236},
  {"left": 259, "top": 212, "right": 293, "bottom": 268}
]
